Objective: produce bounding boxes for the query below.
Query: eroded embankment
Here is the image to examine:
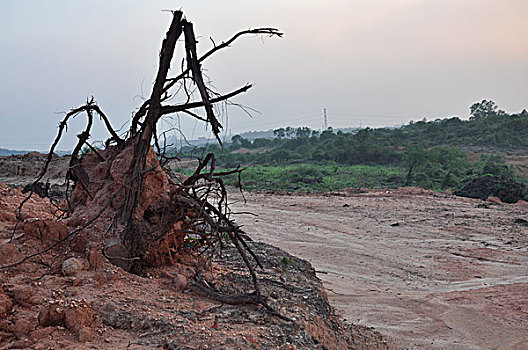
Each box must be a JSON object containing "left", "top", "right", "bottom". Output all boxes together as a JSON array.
[{"left": 0, "top": 183, "right": 392, "bottom": 349}]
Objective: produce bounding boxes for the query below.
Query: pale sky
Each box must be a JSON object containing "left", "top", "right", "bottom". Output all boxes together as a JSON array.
[{"left": 1, "top": 0, "right": 527, "bottom": 149}]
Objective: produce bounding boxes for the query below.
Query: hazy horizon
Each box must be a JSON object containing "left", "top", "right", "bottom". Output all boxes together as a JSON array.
[{"left": 1, "top": 1, "right": 527, "bottom": 150}]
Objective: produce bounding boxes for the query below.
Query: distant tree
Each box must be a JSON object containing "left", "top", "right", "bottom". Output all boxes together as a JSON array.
[
  {"left": 469, "top": 100, "right": 504, "bottom": 120},
  {"left": 252, "top": 138, "right": 272, "bottom": 148},
  {"left": 273, "top": 128, "right": 285, "bottom": 139},
  {"left": 403, "top": 145, "right": 427, "bottom": 185},
  {"left": 319, "top": 128, "right": 334, "bottom": 141},
  {"left": 284, "top": 127, "right": 296, "bottom": 138},
  {"left": 476, "top": 154, "right": 514, "bottom": 179},
  {"left": 230, "top": 135, "right": 251, "bottom": 149},
  {"left": 295, "top": 127, "right": 311, "bottom": 139}
]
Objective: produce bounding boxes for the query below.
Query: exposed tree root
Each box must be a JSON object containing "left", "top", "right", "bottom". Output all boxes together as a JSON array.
[{"left": 2, "top": 10, "right": 284, "bottom": 318}]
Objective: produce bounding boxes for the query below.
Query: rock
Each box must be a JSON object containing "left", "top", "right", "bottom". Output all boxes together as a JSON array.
[
  {"left": 78, "top": 327, "right": 96, "bottom": 342},
  {"left": 104, "top": 238, "right": 131, "bottom": 271},
  {"left": 173, "top": 273, "right": 189, "bottom": 291},
  {"left": 0, "top": 288, "right": 13, "bottom": 316},
  {"left": 61, "top": 257, "right": 84, "bottom": 276},
  {"left": 486, "top": 196, "right": 502, "bottom": 205},
  {"left": 203, "top": 271, "right": 214, "bottom": 283},
  {"left": 0, "top": 243, "right": 23, "bottom": 265},
  {"left": 39, "top": 300, "right": 96, "bottom": 335},
  {"left": 64, "top": 303, "right": 95, "bottom": 333}
]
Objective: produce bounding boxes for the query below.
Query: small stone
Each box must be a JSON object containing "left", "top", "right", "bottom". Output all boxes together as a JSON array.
[
  {"left": 173, "top": 274, "right": 189, "bottom": 291},
  {"left": 202, "top": 272, "right": 214, "bottom": 283},
  {"left": 486, "top": 196, "right": 502, "bottom": 205},
  {"left": 78, "top": 327, "right": 96, "bottom": 342},
  {"left": 104, "top": 238, "right": 131, "bottom": 271},
  {"left": 61, "top": 257, "right": 84, "bottom": 276}
]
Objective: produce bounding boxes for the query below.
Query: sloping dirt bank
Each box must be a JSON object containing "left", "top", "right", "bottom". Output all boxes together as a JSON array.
[{"left": 230, "top": 188, "right": 528, "bottom": 349}]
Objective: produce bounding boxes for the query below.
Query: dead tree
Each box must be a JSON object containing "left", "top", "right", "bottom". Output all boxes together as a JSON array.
[
  {"left": 4, "top": 10, "right": 282, "bottom": 311},
  {"left": 119, "top": 12, "right": 280, "bottom": 273}
]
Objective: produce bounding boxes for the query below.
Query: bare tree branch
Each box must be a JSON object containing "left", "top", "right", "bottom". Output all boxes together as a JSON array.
[
  {"left": 183, "top": 20, "right": 222, "bottom": 144},
  {"left": 131, "top": 27, "right": 282, "bottom": 133},
  {"left": 160, "top": 84, "right": 252, "bottom": 117}
]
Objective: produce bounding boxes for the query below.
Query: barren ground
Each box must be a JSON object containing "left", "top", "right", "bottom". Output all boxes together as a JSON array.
[
  {"left": 0, "top": 180, "right": 393, "bottom": 350},
  {"left": 230, "top": 188, "right": 528, "bottom": 349}
]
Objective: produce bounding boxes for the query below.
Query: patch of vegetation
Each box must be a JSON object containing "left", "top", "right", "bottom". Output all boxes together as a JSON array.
[
  {"left": 222, "top": 164, "right": 405, "bottom": 192},
  {"left": 173, "top": 101, "right": 528, "bottom": 201},
  {"left": 281, "top": 256, "right": 293, "bottom": 266}
]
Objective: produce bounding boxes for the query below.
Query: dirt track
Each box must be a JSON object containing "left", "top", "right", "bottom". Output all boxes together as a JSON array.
[{"left": 230, "top": 188, "right": 528, "bottom": 349}]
